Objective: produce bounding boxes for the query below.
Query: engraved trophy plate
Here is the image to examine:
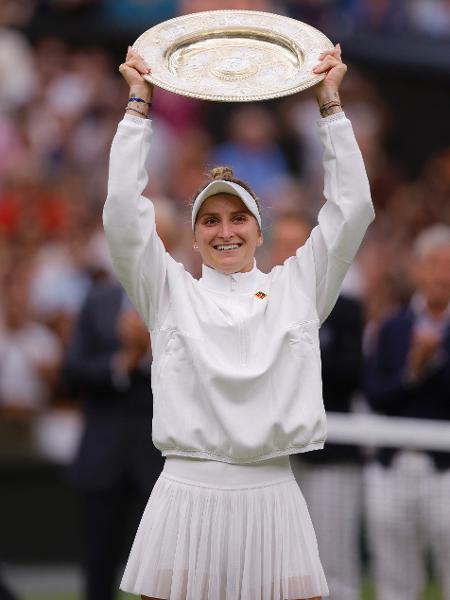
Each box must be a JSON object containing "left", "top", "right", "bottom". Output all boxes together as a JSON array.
[{"left": 132, "top": 10, "right": 334, "bottom": 102}]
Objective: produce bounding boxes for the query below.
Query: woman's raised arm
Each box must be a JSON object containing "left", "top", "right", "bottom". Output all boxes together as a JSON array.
[
  {"left": 284, "top": 45, "right": 375, "bottom": 323},
  {"left": 103, "top": 49, "right": 171, "bottom": 329}
]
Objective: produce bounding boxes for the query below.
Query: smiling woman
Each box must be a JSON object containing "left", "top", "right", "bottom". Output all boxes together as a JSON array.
[
  {"left": 103, "top": 43, "right": 375, "bottom": 600},
  {"left": 191, "top": 167, "right": 263, "bottom": 275}
]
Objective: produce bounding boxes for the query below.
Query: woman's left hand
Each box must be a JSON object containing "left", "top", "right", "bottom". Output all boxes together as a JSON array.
[{"left": 313, "top": 43, "right": 347, "bottom": 105}]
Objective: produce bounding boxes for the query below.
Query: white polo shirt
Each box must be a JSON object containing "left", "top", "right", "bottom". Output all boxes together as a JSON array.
[{"left": 103, "top": 112, "right": 374, "bottom": 464}]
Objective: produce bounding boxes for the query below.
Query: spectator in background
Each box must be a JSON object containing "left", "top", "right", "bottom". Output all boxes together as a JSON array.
[
  {"left": 282, "top": 69, "right": 394, "bottom": 214},
  {"left": 0, "top": 27, "right": 36, "bottom": 114},
  {"left": 0, "top": 261, "right": 63, "bottom": 458},
  {"left": 364, "top": 223, "right": 450, "bottom": 600},
  {"left": 297, "top": 294, "right": 364, "bottom": 600},
  {"left": 270, "top": 212, "right": 365, "bottom": 600},
  {"left": 0, "top": 263, "right": 62, "bottom": 415},
  {"left": 209, "top": 104, "right": 289, "bottom": 206},
  {"left": 0, "top": 0, "right": 36, "bottom": 29},
  {"left": 150, "top": 89, "right": 204, "bottom": 140},
  {"left": 63, "top": 201, "right": 181, "bottom": 600},
  {"left": 407, "top": 0, "right": 450, "bottom": 37},
  {"left": 64, "top": 266, "right": 164, "bottom": 600},
  {"left": 64, "top": 277, "right": 163, "bottom": 600},
  {"left": 166, "top": 127, "right": 212, "bottom": 206},
  {"left": 267, "top": 212, "right": 314, "bottom": 268}
]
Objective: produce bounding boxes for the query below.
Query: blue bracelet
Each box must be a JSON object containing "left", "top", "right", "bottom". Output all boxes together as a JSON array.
[{"left": 128, "top": 96, "right": 152, "bottom": 106}]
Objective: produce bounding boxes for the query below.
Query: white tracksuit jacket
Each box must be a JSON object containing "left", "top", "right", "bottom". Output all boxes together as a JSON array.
[{"left": 103, "top": 111, "right": 374, "bottom": 464}]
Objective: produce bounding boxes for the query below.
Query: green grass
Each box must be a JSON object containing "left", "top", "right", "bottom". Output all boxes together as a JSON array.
[
  {"left": 361, "top": 579, "right": 442, "bottom": 600},
  {"left": 24, "top": 583, "right": 443, "bottom": 600}
]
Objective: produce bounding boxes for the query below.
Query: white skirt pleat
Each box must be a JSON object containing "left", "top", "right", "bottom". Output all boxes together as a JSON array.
[{"left": 120, "top": 456, "right": 329, "bottom": 599}]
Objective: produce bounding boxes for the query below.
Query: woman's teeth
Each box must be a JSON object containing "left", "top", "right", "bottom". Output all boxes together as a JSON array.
[{"left": 215, "top": 244, "right": 240, "bottom": 251}]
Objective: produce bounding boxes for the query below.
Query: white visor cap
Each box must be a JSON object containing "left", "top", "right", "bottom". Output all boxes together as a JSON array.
[{"left": 191, "top": 180, "right": 261, "bottom": 230}]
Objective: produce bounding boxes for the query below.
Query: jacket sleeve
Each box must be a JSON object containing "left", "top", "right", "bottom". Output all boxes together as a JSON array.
[
  {"left": 103, "top": 114, "right": 172, "bottom": 329},
  {"left": 285, "top": 113, "right": 375, "bottom": 324}
]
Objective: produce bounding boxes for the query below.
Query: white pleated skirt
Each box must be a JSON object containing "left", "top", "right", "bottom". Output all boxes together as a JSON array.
[{"left": 120, "top": 455, "right": 329, "bottom": 600}]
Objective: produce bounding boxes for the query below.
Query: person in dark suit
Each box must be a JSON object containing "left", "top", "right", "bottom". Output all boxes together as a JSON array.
[
  {"left": 298, "top": 293, "right": 364, "bottom": 600},
  {"left": 64, "top": 277, "right": 164, "bottom": 600},
  {"left": 364, "top": 223, "right": 450, "bottom": 600},
  {"left": 269, "top": 211, "right": 365, "bottom": 600}
]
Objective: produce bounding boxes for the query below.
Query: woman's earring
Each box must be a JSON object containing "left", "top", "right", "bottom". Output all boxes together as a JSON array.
[{"left": 193, "top": 243, "right": 198, "bottom": 249}]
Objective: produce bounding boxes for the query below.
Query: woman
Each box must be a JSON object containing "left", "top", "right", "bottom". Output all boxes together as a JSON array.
[{"left": 103, "top": 43, "right": 374, "bottom": 600}]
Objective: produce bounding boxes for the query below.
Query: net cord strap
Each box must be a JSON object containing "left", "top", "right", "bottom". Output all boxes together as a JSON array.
[{"left": 326, "top": 412, "right": 450, "bottom": 451}]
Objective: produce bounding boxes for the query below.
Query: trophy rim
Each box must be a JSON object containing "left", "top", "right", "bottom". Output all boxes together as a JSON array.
[{"left": 132, "top": 9, "right": 334, "bottom": 102}]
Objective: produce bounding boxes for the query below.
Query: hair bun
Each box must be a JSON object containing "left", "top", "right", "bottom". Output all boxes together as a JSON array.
[{"left": 209, "top": 166, "right": 234, "bottom": 181}]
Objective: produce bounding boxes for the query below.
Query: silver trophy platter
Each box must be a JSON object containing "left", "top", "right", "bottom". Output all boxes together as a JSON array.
[{"left": 132, "top": 10, "right": 334, "bottom": 102}]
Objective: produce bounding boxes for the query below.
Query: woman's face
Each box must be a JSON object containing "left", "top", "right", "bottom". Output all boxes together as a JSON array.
[{"left": 194, "top": 193, "right": 262, "bottom": 274}]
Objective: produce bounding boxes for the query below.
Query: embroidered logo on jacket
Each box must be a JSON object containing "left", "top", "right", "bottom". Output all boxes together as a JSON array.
[{"left": 255, "top": 291, "right": 267, "bottom": 300}]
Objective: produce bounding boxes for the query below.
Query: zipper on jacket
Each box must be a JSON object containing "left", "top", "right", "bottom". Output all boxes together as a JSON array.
[{"left": 241, "top": 321, "right": 249, "bottom": 367}]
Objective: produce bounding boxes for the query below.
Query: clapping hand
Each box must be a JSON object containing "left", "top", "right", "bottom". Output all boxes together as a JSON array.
[
  {"left": 115, "top": 309, "right": 151, "bottom": 374},
  {"left": 407, "top": 328, "right": 442, "bottom": 380}
]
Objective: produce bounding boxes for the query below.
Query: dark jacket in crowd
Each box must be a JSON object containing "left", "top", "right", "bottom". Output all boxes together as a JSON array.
[
  {"left": 64, "top": 282, "right": 164, "bottom": 493},
  {"left": 303, "top": 295, "right": 364, "bottom": 464},
  {"left": 365, "top": 307, "right": 450, "bottom": 470}
]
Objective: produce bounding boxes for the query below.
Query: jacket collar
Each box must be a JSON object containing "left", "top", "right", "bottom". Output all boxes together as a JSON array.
[{"left": 199, "top": 260, "right": 261, "bottom": 294}]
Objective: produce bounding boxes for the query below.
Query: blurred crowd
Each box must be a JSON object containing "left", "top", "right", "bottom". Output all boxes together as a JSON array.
[
  {"left": 3, "top": 0, "right": 450, "bottom": 37},
  {"left": 1, "top": 2, "right": 449, "bottom": 600},
  {"left": 0, "top": 0, "right": 449, "bottom": 461}
]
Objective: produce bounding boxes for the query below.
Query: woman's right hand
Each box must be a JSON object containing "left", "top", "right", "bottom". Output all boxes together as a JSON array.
[{"left": 118, "top": 46, "right": 154, "bottom": 102}]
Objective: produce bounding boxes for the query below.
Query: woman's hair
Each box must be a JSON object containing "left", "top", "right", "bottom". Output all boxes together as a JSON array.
[{"left": 191, "top": 166, "right": 261, "bottom": 214}]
